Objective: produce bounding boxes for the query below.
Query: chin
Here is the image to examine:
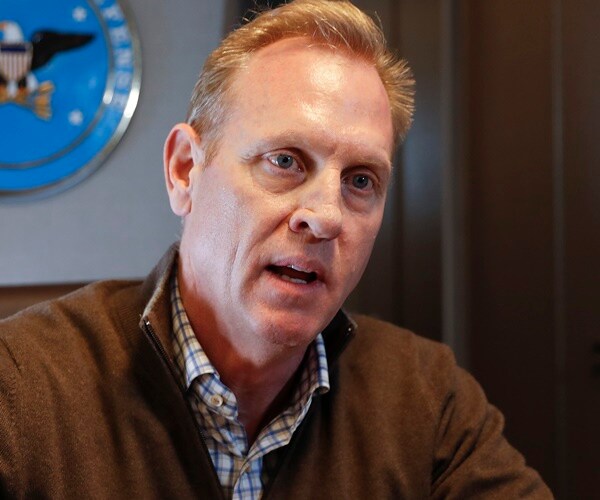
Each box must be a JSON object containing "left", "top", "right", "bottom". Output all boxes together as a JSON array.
[{"left": 251, "top": 310, "right": 328, "bottom": 349}]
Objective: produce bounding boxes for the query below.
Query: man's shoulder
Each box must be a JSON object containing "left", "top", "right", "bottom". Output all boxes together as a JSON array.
[
  {"left": 0, "top": 279, "right": 144, "bottom": 369},
  {"left": 337, "top": 313, "right": 460, "bottom": 408},
  {"left": 348, "top": 313, "right": 456, "bottom": 374}
]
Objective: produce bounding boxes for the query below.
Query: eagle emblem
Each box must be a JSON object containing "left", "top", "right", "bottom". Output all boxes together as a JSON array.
[{"left": 0, "top": 20, "right": 93, "bottom": 119}]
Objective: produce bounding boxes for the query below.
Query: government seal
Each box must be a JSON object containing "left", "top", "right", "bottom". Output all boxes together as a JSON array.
[{"left": 0, "top": 0, "right": 141, "bottom": 200}]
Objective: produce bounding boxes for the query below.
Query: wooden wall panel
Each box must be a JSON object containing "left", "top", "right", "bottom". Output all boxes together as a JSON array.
[
  {"left": 464, "top": 0, "right": 558, "bottom": 490},
  {"left": 562, "top": 0, "right": 600, "bottom": 495},
  {"left": 0, "top": 284, "right": 85, "bottom": 320},
  {"left": 393, "top": 1, "right": 443, "bottom": 340}
]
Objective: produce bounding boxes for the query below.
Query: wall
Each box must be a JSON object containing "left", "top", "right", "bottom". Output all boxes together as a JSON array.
[
  {"left": 459, "top": 1, "right": 600, "bottom": 496},
  {"left": 0, "top": 0, "right": 227, "bottom": 285}
]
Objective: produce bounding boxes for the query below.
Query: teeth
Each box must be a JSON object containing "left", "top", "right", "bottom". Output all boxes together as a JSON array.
[
  {"left": 279, "top": 273, "right": 308, "bottom": 284},
  {"left": 289, "top": 264, "right": 311, "bottom": 273}
]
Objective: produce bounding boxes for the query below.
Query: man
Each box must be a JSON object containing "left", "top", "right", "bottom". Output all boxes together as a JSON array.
[{"left": 0, "top": 1, "right": 551, "bottom": 498}]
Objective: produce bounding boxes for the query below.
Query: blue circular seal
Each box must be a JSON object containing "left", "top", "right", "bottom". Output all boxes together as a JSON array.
[{"left": 0, "top": 0, "right": 141, "bottom": 200}]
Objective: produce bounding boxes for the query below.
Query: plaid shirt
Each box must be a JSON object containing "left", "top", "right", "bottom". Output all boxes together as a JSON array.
[{"left": 170, "top": 274, "right": 330, "bottom": 499}]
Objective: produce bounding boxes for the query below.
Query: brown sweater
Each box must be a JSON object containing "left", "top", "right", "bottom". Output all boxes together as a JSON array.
[{"left": 0, "top": 247, "right": 552, "bottom": 499}]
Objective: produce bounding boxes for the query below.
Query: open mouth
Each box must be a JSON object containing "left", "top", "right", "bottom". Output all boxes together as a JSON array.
[{"left": 267, "top": 265, "right": 318, "bottom": 285}]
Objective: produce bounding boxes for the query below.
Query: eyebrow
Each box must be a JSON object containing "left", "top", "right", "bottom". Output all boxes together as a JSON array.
[{"left": 240, "top": 131, "right": 304, "bottom": 160}]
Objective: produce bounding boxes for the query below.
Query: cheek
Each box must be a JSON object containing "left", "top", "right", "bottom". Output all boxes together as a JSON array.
[
  {"left": 210, "top": 182, "right": 290, "bottom": 263},
  {"left": 184, "top": 182, "right": 244, "bottom": 264},
  {"left": 244, "top": 181, "right": 298, "bottom": 232}
]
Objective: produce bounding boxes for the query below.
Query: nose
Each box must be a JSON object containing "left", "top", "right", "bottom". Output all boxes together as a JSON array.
[{"left": 288, "top": 174, "right": 343, "bottom": 241}]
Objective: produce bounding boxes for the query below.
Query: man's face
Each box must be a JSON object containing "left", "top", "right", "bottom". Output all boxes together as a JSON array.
[{"left": 175, "top": 37, "right": 394, "bottom": 353}]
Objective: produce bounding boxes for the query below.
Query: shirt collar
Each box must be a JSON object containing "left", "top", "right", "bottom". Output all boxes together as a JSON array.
[{"left": 170, "top": 271, "right": 330, "bottom": 395}]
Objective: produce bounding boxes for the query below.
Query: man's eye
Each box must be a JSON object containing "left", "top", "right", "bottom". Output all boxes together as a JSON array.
[
  {"left": 270, "top": 153, "right": 295, "bottom": 169},
  {"left": 351, "top": 174, "right": 373, "bottom": 190}
]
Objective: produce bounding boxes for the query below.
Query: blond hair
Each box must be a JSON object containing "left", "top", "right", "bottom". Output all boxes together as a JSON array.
[{"left": 186, "top": 0, "right": 414, "bottom": 158}]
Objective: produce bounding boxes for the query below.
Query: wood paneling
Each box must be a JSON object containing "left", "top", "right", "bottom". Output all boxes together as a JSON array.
[
  {"left": 562, "top": 0, "right": 600, "bottom": 495},
  {"left": 0, "top": 284, "right": 85, "bottom": 320},
  {"left": 465, "top": 0, "right": 558, "bottom": 489},
  {"left": 462, "top": 0, "right": 600, "bottom": 496}
]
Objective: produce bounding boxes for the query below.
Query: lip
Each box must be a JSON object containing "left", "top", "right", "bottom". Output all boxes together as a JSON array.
[
  {"left": 267, "top": 256, "right": 326, "bottom": 283},
  {"left": 264, "top": 270, "right": 325, "bottom": 292}
]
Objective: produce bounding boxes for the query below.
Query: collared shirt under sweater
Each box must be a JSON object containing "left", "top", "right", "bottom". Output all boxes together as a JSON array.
[{"left": 170, "top": 273, "right": 330, "bottom": 499}]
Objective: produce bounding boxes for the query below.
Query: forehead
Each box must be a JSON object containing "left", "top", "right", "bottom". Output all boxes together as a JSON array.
[{"left": 224, "top": 37, "right": 394, "bottom": 158}]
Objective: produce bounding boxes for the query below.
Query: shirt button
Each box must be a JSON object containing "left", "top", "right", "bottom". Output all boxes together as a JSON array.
[{"left": 209, "top": 394, "right": 224, "bottom": 408}]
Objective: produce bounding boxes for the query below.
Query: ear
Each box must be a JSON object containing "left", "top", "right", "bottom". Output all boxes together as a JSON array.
[{"left": 163, "top": 123, "right": 205, "bottom": 217}]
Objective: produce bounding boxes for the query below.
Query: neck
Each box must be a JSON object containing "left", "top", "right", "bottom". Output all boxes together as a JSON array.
[
  {"left": 178, "top": 265, "right": 308, "bottom": 444},
  {"left": 219, "top": 350, "right": 307, "bottom": 443},
  {"left": 193, "top": 312, "right": 307, "bottom": 444}
]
